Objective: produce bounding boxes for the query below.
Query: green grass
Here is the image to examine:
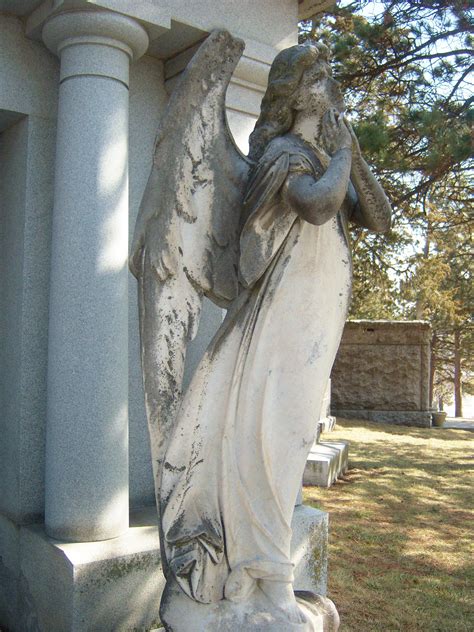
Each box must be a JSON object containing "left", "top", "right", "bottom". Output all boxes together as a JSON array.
[{"left": 303, "top": 418, "right": 474, "bottom": 632}]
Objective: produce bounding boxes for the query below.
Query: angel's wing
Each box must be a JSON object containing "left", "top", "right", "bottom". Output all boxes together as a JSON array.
[
  {"left": 130, "top": 29, "right": 251, "bottom": 304},
  {"left": 130, "top": 30, "right": 252, "bottom": 484}
]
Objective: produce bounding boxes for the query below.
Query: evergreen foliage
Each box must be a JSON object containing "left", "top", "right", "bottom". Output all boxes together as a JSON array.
[{"left": 300, "top": 1, "right": 473, "bottom": 412}]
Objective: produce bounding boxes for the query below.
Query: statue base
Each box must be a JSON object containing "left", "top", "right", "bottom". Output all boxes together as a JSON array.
[
  {"left": 160, "top": 577, "right": 339, "bottom": 631},
  {"left": 159, "top": 505, "right": 337, "bottom": 632},
  {"left": 1, "top": 505, "right": 330, "bottom": 631}
]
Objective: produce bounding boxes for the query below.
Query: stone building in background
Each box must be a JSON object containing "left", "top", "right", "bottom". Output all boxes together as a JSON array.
[{"left": 331, "top": 320, "right": 432, "bottom": 427}]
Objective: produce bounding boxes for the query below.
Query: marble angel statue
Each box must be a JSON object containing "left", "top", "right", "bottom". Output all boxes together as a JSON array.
[{"left": 130, "top": 30, "right": 391, "bottom": 631}]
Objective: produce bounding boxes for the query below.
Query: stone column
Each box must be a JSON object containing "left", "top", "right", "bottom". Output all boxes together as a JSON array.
[{"left": 43, "top": 11, "right": 148, "bottom": 542}]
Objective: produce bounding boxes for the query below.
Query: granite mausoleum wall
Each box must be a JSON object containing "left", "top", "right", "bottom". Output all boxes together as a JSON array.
[
  {"left": 331, "top": 320, "right": 432, "bottom": 427},
  {"left": 1, "top": 2, "right": 338, "bottom": 630}
]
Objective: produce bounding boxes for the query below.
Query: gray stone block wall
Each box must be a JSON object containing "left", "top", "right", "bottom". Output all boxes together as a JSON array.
[
  {"left": 0, "top": 16, "right": 59, "bottom": 626},
  {"left": 0, "top": 16, "right": 59, "bottom": 527},
  {"left": 331, "top": 320, "right": 432, "bottom": 427}
]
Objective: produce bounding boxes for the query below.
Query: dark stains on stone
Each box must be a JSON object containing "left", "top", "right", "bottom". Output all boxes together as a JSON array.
[
  {"left": 83, "top": 552, "right": 162, "bottom": 589},
  {"left": 163, "top": 461, "right": 186, "bottom": 473},
  {"left": 307, "top": 340, "right": 321, "bottom": 365},
  {"left": 301, "top": 436, "right": 314, "bottom": 449}
]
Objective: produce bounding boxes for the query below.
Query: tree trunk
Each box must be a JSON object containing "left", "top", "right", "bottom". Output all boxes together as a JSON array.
[
  {"left": 454, "top": 329, "right": 463, "bottom": 417},
  {"left": 429, "top": 334, "right": 437, "bottom": 408},
  {"left": 416, "top": 212, "right": 431, "bottom": 319}
]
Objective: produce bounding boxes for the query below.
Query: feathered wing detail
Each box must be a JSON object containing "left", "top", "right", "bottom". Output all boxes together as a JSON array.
[
  {"left": 131, "top": 29, "right": 250, "bottom": 303},
  {"left": 130, "top": 30, "right": 251, "bottom": 492}
]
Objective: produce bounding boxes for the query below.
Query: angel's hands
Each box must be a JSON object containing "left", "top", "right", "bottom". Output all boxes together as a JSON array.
[
  {"left": 322, "top": 109, "right": 352, "bottom": 156},
  {"left": 342, "top": 115, "right": 362, "bottom": 157}
]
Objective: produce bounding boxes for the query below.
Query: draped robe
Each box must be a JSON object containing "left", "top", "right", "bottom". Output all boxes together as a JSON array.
[{"left": 159, "top": 134, "right": 354, "bottom": 604}]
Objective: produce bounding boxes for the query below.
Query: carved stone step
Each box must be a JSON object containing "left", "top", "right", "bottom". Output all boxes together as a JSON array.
[{"left": 303, "top": 441, "right": 349, "bottom": 488}]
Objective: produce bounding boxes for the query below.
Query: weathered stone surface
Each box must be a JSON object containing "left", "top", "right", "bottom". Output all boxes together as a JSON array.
[
  {"left": 335, "top": 344, "right": 423, "bottom": 410},
  {"left": 291, "top": 505, "right": 329, "bottom": 595},
  {"left": 335, "top": 320, "right": 431, "bottom": 346},
  {"left": 133, "top": 27, "right": 392, "bottom": 629},
  {"left": 19, "top": 508, "right": 165, "bottom": 632},
  {"left": 0, "top": 505, "right": 330, "bottom": 632},
  {"left": 128, "top": 53, "right": 169, "bottom": 510},
  {"left": 0, "top": 5, "right": 356, "bottom": 632},
  {"left": 1, "top": 4, "right": 398, "bottom": 630},
  {"left": 161, "top": 582, "right": 339, "bottom": 632},
  {"left": 331, "top": 320, "right": 432, "bottom": 425},
  {"left": 296, "top": 593, "right": 340, "bottom": 632}
]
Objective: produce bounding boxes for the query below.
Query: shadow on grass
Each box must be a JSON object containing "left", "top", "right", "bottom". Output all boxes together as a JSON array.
[{"left": 304, "top": 418, "right": 474, "bottom": 632}]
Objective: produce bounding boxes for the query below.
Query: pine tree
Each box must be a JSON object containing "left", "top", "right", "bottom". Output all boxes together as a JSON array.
[{"left": 301, "top": 1, "right": 473, "bottom": 412}]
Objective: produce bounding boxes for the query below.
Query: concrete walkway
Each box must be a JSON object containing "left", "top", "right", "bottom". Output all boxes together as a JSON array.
[{"left": 443, "top": 418, "right": 474, "bottom": 431}]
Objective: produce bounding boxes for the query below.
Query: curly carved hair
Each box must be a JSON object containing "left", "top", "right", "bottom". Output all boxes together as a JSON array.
[{"left": 248, "top": 42, "right": 331, "bottom": 162}]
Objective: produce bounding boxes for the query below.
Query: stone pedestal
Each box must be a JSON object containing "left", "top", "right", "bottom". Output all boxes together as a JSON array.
[
  {"left": 42, "top": 11, "right": 148, "bottom": 542},
  {"left": 10, "top": 504, "right": 329, "bottom": 632},
  {"left": 161, "top": 580, "right": 338, "bottom": 631}
]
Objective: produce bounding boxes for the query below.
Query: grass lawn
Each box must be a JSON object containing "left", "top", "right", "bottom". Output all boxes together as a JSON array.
[{"left": 303, "top": 418, "right": 474, "bottom": 632}]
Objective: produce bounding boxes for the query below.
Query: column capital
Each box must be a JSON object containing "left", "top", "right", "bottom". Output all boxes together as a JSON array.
[
  {"left": 42, "top": 10, "right": 149, "bottom": 86},
  {"left": 43, "top": 10, "right": 149, "bottom": 61}
]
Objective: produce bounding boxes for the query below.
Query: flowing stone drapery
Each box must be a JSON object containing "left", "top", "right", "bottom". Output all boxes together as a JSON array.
[{"left": 43, "top": 10, "right": 148, "bottom": 542}]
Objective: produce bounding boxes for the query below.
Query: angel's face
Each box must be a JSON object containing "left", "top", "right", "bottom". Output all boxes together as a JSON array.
[{"left": 296, "top": 64, "right": 345, "bottom": 116}]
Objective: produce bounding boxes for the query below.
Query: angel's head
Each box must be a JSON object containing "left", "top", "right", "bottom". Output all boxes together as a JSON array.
[{"left": 248, "top": 41, "right": 344, "bottom": 161}]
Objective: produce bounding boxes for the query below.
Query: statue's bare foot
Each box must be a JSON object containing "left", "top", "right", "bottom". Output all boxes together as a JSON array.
[{"left": 259, "top": 580, "right": 306, "bottom": 625}]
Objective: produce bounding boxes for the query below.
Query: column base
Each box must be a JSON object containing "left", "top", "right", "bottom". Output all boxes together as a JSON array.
[
  {"left": 17, "top": 508, "right": 164, "bottom": 632},
  {"left": 1, "top": 505, "right": 330, "bottom": 631}
]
